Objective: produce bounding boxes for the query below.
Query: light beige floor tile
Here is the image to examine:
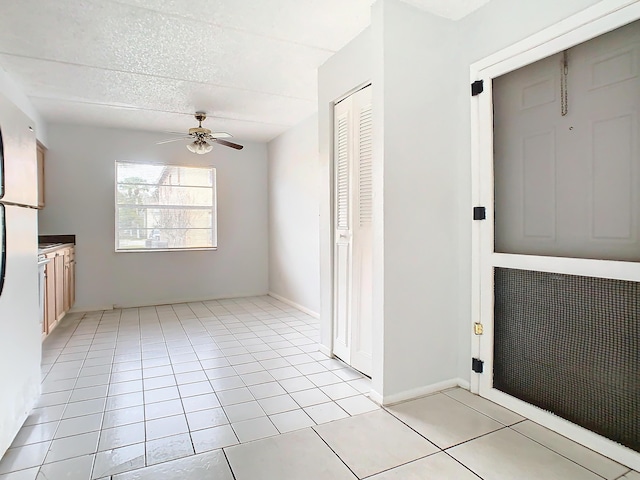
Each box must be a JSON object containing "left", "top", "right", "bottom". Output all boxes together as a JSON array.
[
  {"left": 258, "top": 395, "right": 300, "bottom": 415},
  {"left": 62, "top": 398, "right": 106, "bottom": 419},
  {"left": 144, "top": 398, "right": 184, "bottom": 420},
  {"left": 248, "top": 382, "right": 286, "bottom": 399},
  {"left": 102, "top": 406, "right": 144, "bottom": 429},
  {"left": 36, "top": 454, "right": 95, "bottom": 480},
  {"left": 143, "top": 386, "right": 179, "bottom": 404},
  {"left": 621, "top": 471, "right": 640, "bottom": 480},
  {"left": 98, "top": 422, "right": 145, "bottom": 451},
  {"left": 55, "top": 413, "right": 103, "bottom": 438},
  {"left": 181, "top": 393, "right": 221, "bottom": 413},
  {"left": 10, "top": 422, "right": 58, "bottom": 447},
  {"left": 388, "top": 393, "right": 503, "bottom": 448},
  {"left": 368, "top": 452, "right": 479, "bottom": 479},
  {"left": 448, "top": 428, "right": 603, "bottom": 480},
  {"left": 191, "top": 424, "right": 239, "bottom": 453},
  {"left": 113, "top": 449, "right": 233, "bottom": 480},
  {"left": 512, "top": 421, "right": 629, "bottom": 480},
  {"left": 209, "top": 375, "right": 245, "bottom": 391},
  {"left": 23, "top": 405, "right": 66, "bottom": 427},
  {"left": 225, "top": 428, "right": 357, "bottom": 480},
  {"left": 290, "top": 388, "right": 331, "bottom": 407},
  {"left": 320, "top": 383, "right": 360, "bottom": 401},
  {"left": 270, "top": 409, "right": 315, "bottom": 433},
  {"left": 304, "top": 402, "right": 349, "bottom": 424},
  {"left": 0, "top": 467, "right": 39, "bottom": 480},
  {"left": 315, "top": 410, "right": 438, "bottom": 478},
  {"left": 279, "top": 376, "right": 315, "bottom": 393},
  {"left": 224, "top": 401, "right": 266, "bottom": 423},
  {"left": 231, "top": 417, "right": 279, "bottom": 443},
  {"left": 217, "top": 387, "right": 254, "bottom": 406},
  {"left": 93, "top": 443, "right": 145, "bottom": 478},
  {"left": 185, "top": 407, "right": 229, "bottom": 431},
  {"left": 336, "top": 394, "right": 379, "bottom": 415},
  {"left": 443, "top": 388, "right": 524, "bottom": 425},
  {"left": 145, "top": 414, "right": 188, "bottom": 441},
  {"left": 145, "top": 433, "right": 194, "bottom": 466},
  {"left": 45, "top": 431, "right": 99, "bottom": 464},
  {"left": 0, "top": 442, "right": 51, "bottom": 474}
]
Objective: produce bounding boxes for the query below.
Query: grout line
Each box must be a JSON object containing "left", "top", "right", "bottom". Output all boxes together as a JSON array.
[
  {"left": 310, "top": 427, "right": 361, "bottom": 479},
  {"left": 441, "top": 450, "right": 485, "bottom": 479}
]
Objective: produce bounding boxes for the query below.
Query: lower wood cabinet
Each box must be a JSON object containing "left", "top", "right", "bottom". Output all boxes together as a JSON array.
[{"left": 43, "top": 245, "right": 75, "bottom": 338}]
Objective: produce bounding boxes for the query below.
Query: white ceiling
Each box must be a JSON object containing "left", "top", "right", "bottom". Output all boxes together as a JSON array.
[{"left": 0, "top": 0, "right": 489, "bottom": 142}]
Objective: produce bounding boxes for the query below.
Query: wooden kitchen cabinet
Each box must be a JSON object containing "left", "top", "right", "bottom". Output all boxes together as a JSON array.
[
  {"left": 63, "top": 247, "right": 75, "bottom": 312},
  {"left": 42, "top": 245, "right": 76, "bottom": 337}
]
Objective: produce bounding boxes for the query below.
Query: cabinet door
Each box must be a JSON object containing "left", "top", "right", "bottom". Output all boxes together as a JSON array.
[
  {"left": 44, "top": 254, "right": 57, "bottom": 334},
  {"left": 54, "top": 252, "right": 65, "bottom": 321},
  {"left": 63, "top": 248, "right": 70, "bottom": 312},
  {"left": 69, "top": 248, "right": 75, "bottom": 308}
]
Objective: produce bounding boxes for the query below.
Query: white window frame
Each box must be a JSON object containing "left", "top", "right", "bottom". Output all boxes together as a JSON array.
[{"left": 115, "top": 161, "right": 218, "bottom": 253}]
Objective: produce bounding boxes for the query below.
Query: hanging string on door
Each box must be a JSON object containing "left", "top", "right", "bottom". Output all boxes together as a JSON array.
[{"left": 561, "top": 50, "right": 569, "bottom": 116}]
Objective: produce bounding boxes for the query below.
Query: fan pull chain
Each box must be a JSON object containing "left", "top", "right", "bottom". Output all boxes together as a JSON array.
[{"left": 561, "top": 50, "right": 569, "bottom": 116}]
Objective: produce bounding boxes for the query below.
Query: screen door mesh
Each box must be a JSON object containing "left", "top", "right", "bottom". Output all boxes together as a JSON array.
[{"left": 494, "top": 267, "right": 640, "bottom": 452}]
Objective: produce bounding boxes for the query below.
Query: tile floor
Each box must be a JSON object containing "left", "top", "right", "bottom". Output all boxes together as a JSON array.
[{"left": 0, "top": 295, "right": 637, "bottom": 479}]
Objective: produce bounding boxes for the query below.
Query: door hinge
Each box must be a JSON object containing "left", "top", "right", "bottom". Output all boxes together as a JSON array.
[
  {"left": 472, "top": 358, "right": 484, "bottom": 373},
  {"left": 471, "top": 80, "right": 484, "bottom": 96},
  {"left": 473, "top": 322, "right": 484, "bottom": 335},
  {"left": 473, "top": 206, "right": 486, "bottom": 220}
]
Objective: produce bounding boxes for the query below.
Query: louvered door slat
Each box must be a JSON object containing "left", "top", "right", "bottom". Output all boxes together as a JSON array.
[
  {"left": 337, "top": 114, "right": 350, "bottom": 230},
  {"left": 358, "top": 105, "right": 373, "bottom": 226}
]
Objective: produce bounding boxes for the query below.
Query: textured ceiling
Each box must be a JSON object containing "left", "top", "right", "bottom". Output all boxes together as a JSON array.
[{"left": 0, "top": 0, "right": 490, "bottom": 142}]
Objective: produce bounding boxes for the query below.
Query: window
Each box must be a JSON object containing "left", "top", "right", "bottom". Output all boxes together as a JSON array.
[{"left": 115, "top": 161, "right": 217, "bottom": 252}]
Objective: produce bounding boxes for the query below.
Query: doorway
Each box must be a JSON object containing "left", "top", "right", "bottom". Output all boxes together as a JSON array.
[
  {"left": 332, "top": 84, "right": 373, "bottom": 377},
  {"left": 471, "top": 5, "right": 640, "bottom": 470}
]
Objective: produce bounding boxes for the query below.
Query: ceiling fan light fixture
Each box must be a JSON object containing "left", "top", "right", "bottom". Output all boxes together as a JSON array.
[{"left": 187, "top": 139, "right": 213, "bottom": 155}]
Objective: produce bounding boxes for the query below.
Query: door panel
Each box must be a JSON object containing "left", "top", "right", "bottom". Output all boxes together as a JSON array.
[
  {"left": 494, "top": 21, "right": 640, "bottom": 261},
  {"left": 351, "top": 95, "right": 373, "bottom": 375},
  {"left": 333, "top": 85, "right": 373, "bottom": 375},
  {"left": 0, "top": 94, "right": 37, "bottom": 207},
  {"left": 481, "top": 18, "right": 640, "bottom": 457},
  {"left": 333, "top": 106, "right": 352, "bottom": 363}
]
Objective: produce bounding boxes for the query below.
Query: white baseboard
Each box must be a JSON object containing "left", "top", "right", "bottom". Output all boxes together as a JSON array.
[
  {"left": 268, "top": 292, "right": 320, "bottom": 319},
  {"left": 317, "top": 344, "right": 333, "bottom": 358},
  {"left": 369, "top": 389, "right": 383, "bottom": 406},
  {"left": 379, "top": 378, "right": 469, "bottom": 406}
]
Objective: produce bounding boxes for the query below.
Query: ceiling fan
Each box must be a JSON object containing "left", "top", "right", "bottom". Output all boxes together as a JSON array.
[{"left": 157, "top": 112, "right": 244, "bottom": 154}]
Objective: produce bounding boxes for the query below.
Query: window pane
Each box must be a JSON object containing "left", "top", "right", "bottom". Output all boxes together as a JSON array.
[
  {"left": 117, "top": 162, "right": 212, "bottom": 187},
  {"left": 115, "top": 161, "right": 216, "bottom": 252},
  {"left": 118, "top": 207, "right": 213, "bottom": 230},
  {"left": 117, "top": 184, "right": 213, "bottom": 207},
  {"left": 117, "top": 228, "right": 214, "bottom": 250}
]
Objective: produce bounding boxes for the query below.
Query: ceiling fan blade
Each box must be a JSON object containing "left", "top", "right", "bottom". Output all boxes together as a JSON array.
[
  {"left": 214, "top": 138, "right": 244, "bottom": 150},
  {"left": 209, "top": 132, "right": 232, "bottom": 139},
  {"left": 162, "top": 131, "right": 190, "bottom": 135},
  {"left": 156, "top": 137, "right": 191, "bottom": 144}
]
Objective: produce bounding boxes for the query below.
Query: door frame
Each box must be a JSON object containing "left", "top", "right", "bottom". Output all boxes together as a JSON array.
[
  {"left": 470, "top": 0, "right": 640, "bottom": 470},
  {"left": 331, "top": 82, "right": 373, "bottom": 374}
]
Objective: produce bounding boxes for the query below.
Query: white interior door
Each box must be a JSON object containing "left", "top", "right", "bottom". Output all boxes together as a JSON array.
[
  {"left": 475, "top": 19, "right": 640, "bottom": 466},
  {"left": 333, "top": 85, "right": 373, "bottom": 376}
]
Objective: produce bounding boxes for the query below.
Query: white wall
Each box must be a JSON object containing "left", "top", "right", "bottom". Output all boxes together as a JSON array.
[
  {"left": 317, "top": 0, "right": 611, "bottom": 403},
  {"left": 318, "top": 27, "right": 373, "bottom": 353},
  {"left": 39, "top": 124, "right": 269, "bottom": 310},
  {"left": 372, "top": 0, "right": 462, "bottom": 400},
  {"left": 268, "top": 114, "right": 320, "bottom": 315}
]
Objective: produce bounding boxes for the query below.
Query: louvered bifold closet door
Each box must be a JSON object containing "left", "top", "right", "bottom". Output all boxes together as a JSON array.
[
  {"left": 350, "top": 86, "right": 374, "bottom": 376},
  {"left": 333, "top": 99, "right": 353, "bottom": 364}
]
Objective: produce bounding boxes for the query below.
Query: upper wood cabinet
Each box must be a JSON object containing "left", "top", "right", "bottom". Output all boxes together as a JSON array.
[{"left": 37, "top": 142, "right": 45, "bottom": 209}]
